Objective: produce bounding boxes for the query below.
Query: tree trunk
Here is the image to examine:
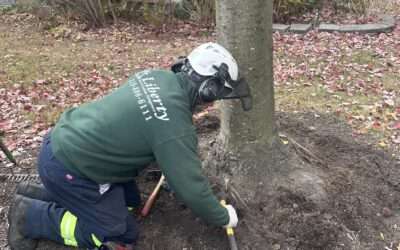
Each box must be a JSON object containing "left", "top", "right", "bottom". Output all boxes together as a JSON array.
[
  {"left": 211, "top": 0, "right": 281, "bottom": 200},
  {"left": 209, "top": 3, "right": 336, "bottom": 249},
  {"left": 216, "top": 0, "right": 275, "bottom": 149}
]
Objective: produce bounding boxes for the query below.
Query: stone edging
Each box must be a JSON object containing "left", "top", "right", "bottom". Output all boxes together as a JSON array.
[
  {"left": 0, "top": 0, "right": 15, "bottom": 6},
  {"left": 273, "top": 15, "right": 396, "bottom": 34}
]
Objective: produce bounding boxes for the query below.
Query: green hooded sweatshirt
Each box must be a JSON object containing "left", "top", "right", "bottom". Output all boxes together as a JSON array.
[{"left": 50, "top": 69, "right": 229, "bottom": 226}]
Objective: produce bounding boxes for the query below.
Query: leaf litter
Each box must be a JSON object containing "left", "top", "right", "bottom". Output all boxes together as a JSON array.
[{"left": 0, "top": 11, "right": 400, "bottom": 250}]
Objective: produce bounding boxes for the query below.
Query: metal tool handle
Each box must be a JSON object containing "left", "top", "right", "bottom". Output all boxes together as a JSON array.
[{"left": 228, "top": 235, "right": 239, "bottom": 250}]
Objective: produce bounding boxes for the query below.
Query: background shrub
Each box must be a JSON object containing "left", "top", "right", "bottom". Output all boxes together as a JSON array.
[
  {"left": 4, "top": 0, "right": 385, "bottom": 27},
  {"left": 273, "top": 0, "right": 322, "bottom": 23},
  {"left": 333, "top": 0, "right": 370, "bottom": 14}
]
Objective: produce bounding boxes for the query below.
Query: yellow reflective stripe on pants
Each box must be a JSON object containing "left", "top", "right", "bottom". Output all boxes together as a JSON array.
[
  {"left": 60, "top": 211, "right": 78, "bottom": 247},
  {"left": 91, "top": 234, "right": 102, "bottom": 248}
]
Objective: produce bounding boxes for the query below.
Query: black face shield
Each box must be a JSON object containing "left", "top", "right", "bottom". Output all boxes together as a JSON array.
[
  {"left": 219, "top": 77, "right": 253, "bottom": 111},
  {"left": 211, "top": 63, "right": 252, "bottom": 111}
]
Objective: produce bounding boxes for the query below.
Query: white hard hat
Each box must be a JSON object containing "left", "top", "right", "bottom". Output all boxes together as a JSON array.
[{"left": 187, "top": 42, "right": 239, "bottom": 87}]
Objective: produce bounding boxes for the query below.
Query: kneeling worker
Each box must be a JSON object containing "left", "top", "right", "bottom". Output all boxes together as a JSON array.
[{"left": 8, "top": 42, "right": 251, "bottom": 250}]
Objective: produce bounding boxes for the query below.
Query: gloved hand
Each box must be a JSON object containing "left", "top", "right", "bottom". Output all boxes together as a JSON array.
[{"left": 223, "top": 204, "right": 238, "bottom": 228}]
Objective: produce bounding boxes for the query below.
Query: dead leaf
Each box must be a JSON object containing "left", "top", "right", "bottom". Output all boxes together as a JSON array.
[
  {"left": 380, "top": 232, "right": 385, "bottom": 240},
  {"left": 378, "top": 141, "right": 388, "bottom": 148},
  {"left": 391, "top": 122, "right": 400, "bottom": 130}
]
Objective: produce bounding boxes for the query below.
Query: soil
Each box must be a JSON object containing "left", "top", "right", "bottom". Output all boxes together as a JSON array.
[{"left": 1, "top": 110, "right": 400, "bottom": 250}]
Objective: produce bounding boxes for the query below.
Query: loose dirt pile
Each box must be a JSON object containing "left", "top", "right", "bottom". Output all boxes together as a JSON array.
[{"left": 1, "top": 111, "right": 399, "bottom": 250}]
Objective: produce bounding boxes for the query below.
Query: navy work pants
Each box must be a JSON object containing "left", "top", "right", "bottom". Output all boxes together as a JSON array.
[{"left": 24, "top": 133, "right": 140, "bottom": 248}]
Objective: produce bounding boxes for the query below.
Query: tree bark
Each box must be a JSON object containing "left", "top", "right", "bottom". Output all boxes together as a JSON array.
[
  {"left": 205, "top": 0, "right": 283, "bottom": 204},
  {"left": 216, "top": 0, "right": 276, "bottom": 151}
]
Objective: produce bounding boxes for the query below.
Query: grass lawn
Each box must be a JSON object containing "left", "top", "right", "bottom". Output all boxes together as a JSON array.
[{"left": 0, "top": 12, "right": 399, "bottom": 156}]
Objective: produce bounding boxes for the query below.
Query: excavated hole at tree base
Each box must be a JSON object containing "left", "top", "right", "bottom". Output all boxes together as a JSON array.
[{"left": 1, "top": 111, "right": 400, "bottom": 250}]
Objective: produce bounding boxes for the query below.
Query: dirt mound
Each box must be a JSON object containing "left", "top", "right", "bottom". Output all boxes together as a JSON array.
[
  {"left": 1, "top": 112, "right": 400, "bottom": 250},
  {"left": 138, "top": 112, "right": 400, "bottom": 250},
  {"left": 262, "top": 112, "right": 400, "bottom": 250}
]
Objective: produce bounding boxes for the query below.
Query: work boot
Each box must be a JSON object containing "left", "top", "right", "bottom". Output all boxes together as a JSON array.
[
  {"left": 16, "top": 181, "right": 52, "bottom": 202},
  {"left": 8, "top": 194, "right": 38, "bottom": 250},
  {"left": 99, "top": 242, "right": 134, "bottom": 250}
]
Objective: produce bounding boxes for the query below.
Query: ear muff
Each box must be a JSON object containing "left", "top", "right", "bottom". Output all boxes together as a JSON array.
[{"left": 198, "top": 77, "right": 224, "bottom": 102}]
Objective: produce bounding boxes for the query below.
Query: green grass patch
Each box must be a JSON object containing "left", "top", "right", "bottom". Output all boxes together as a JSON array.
[
  {"left": 0, "top": 32, "right": 78, "bottom": 85},
  {"left": 0, "top": 20, "right": 192, "bottom": 125},
  {"left": 276, "top": 46, "right": 398, "bottom": 149},
  {"left": 381, "top": 72, "right": 400, "bottom": 90},
  {"left": 351, "top": 50, "right": 376, "bottom": 65}
]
